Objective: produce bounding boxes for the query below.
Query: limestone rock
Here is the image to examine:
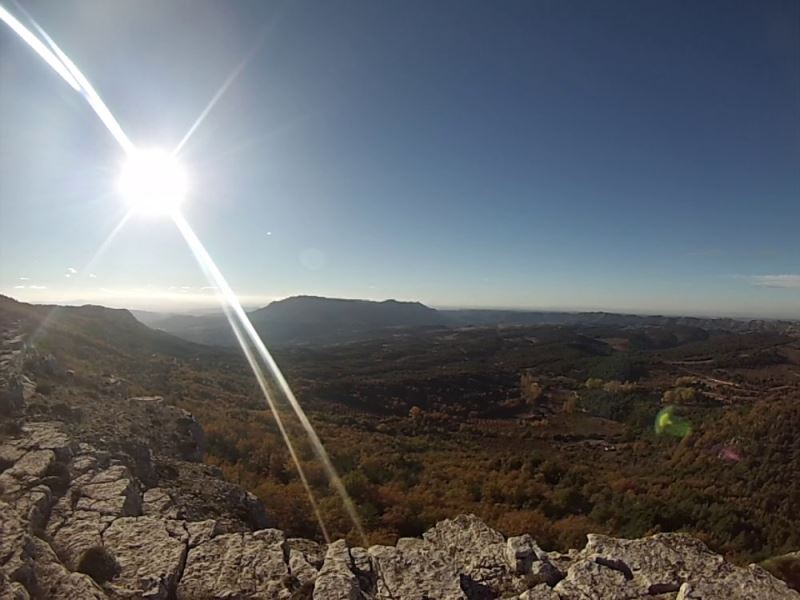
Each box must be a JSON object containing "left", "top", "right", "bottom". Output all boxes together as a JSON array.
[
  {"left": 17, "top": 422, "right": 73, "bottom": 461},
  {"left": 0, "top": 500, "right": 106, "bottom": 600},
  {"left": 177, "top": 529, "right": 290, "bottom": 599},
  {"left": 289, "top": 537, "right": 326, "bottom": 569},
  {"left": 142, "top": 488, "right": 179, "bottom": 519},
  {"left": 554, "top": 558, "right": 633, "bottom": 599},
  {"left": 423, "top": 514, "right": 530, "bottom": 595},
  {"left": 676, "top": 565, "right": 799, "bottom": 599},
  {"left": 185, "top": 519, "right": 220, "bottom": 548},
  {"left": 47, "top": 464, "right": 141, "bottom": 572},
  {"left": 288, "top": 538, "right": 325, "bottom": 587},
  {"left": 507, "top": 534, "right": 540, "bottom": 574},
  {"left": 368, "top": 538, "right": 466, "bottom": 599},
  {"left": 102, "top": 516, "right": 187, "bottom": 599},
  {"left": 25, "top": 536, "right": 107, "bottom": 600},
  {"left": 313, "top": 540, "right": 361, "bottom": 600},
  {"left": 518, "top": 584, "right": 561, "bottom": 599},
  {"left": 554, "top": 532, "right": 799, "bottom": 599}
]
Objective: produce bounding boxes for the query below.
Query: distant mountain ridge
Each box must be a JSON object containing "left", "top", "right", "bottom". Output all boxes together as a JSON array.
[
  {"left": 441, "top": 308, "right": 799, "bottom": 332},
  {"left": 131, "top": 295, "right": 799, "bottom": 348},
  {"left": 134, "top": 295, "right": 446, "bottom": 346}
]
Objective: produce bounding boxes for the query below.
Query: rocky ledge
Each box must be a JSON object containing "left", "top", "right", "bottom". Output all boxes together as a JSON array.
[{"left": 1, "top": 422, "right": 797, "bottom": 600}]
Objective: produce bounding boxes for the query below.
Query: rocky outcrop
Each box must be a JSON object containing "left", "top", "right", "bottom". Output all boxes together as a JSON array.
[
  {"left": 177, "top": 528, "right": 291, "bottom": 599},
  {"left": 551, "top": 533, "right": 799, "bottom": 600}
]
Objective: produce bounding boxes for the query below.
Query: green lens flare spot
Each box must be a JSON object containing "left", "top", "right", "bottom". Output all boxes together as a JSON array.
[{"left": 655, "top": 406, "right": 692, "bottom": 438}]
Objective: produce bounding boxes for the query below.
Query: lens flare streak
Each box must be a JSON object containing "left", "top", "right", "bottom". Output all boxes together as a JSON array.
[
  {"left": 175, "top": 219, "right": 331, "bottom": 541},
  {"left": 173, "top": 212, "right": 366, "bottom": 544},
  {"left": 172, "top": 52, "right": 251, "bottom": 157},
  {"left": 0, "top": 4, "right": 80, "bottom": 90},
  {"left": 2, "top": 2, "right": 134, "bottom": 154},
  {"left": 173, "top": 19, "right": 272, "bottom": 158},
  {"left": 210, "top": 287, "right": 331, "bottom": 542},
  {"left": 30, "top": 209, "right": 133, "bottom": 345}
]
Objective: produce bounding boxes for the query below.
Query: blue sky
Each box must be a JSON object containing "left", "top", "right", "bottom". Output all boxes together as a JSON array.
[{"left": 1, "top": 0, "right": 798, "bottom": 317}]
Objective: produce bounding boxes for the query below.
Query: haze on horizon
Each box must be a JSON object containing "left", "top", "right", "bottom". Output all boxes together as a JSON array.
[{"left": 1, "top": 0, "right": 798, "bottom": 319}]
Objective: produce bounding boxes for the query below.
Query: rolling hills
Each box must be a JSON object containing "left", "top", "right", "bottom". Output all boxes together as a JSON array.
[{"left": 132, "top": 294, "right": 799, "bottom": 348}]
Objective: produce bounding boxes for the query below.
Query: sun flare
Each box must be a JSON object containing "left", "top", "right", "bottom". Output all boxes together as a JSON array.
[{"left": 118, "top": 148, "right": 187, "bottom": 216}]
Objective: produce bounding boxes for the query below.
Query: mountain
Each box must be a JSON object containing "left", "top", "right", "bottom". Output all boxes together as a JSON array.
[
  {"left": 133, "top": 295, "right": 799, "bottom": 349},
  {"left": 248, "top": 295, "right": 445, "bottom": 342},
  {"left": 0, "top": 296, "right": 226, "bottom": 388},
  {"left": 135, "top": 295, "right": 447, "bottom": 347}
]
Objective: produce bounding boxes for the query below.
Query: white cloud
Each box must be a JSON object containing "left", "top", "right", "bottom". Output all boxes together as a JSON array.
[
  {"left": 89, "top": 273, "right": 97, "bottom": 278},
  {"left": 14, "top": 285, "right": 25, "bottom": 289},
  {"left": 67, "top": 267, "right": 77, "bottom": 274},
  {"left": 18, "top": 277, "right": 30, "bottom": 281},
  {"left": 743, "top": 274, "right": 800, "bottom": 289},
  {"left": 29, "top": 285, "right": 47, "bottom": 290}
]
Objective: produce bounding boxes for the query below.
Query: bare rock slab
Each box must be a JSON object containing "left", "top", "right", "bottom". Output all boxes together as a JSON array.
[{"left": 177, "top": 529, "right": 290, "bottom": 599}]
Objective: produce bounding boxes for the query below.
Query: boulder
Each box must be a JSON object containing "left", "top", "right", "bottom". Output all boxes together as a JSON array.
[
  {"left": 554, "top": 532, "right": 799, "bottom": 599},
  {"left": 102, "top": 516, "right": 188, "bottom": 599},
  {"left": 423, "top": 514, "right": 530, "bottom": 595},
  {"left": 676, "top": 566, "right": 799, "bottom": 599}
]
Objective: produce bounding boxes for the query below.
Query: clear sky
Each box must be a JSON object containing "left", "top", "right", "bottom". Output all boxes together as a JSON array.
[{"left": 1, "top": 0, "right": 798, "bottom": 317}]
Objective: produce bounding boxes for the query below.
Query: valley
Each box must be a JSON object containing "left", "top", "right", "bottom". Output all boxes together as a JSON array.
[{"left": 3, "top": 295, "right": 799, "bottom": 572}]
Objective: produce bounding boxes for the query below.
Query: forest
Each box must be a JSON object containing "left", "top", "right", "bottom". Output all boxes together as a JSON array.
[{"left": 164, "top": 324, "right": 800, "bottom": 565}]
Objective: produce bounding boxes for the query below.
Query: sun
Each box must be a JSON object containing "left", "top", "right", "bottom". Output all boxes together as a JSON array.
[{"left": 118, "top": 148, "right": 188, "bottom": 216}]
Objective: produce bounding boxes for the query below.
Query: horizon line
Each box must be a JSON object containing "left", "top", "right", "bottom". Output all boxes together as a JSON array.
[{"left": 3, "top": 292, "right": 798, "bottom": 323}]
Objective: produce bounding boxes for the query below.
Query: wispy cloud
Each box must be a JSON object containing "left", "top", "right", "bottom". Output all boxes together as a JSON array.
[
  {"left": 67, "top": 267, "right": 77, "bottom": 274},
  {"left": 18, "top": 276, "right": 30, "bottom": 281},
  {"left": 738, "top": 274, "right": 800, "bottom": 289},
  {"left": 88, "top": 273, "right": 97, "bottom": 279},
  {"left": 29, "top": 285, "right": 47, "bottom": 290},
  {"left": 14, "top": 285, "right": 25, "bottom": 289}
]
